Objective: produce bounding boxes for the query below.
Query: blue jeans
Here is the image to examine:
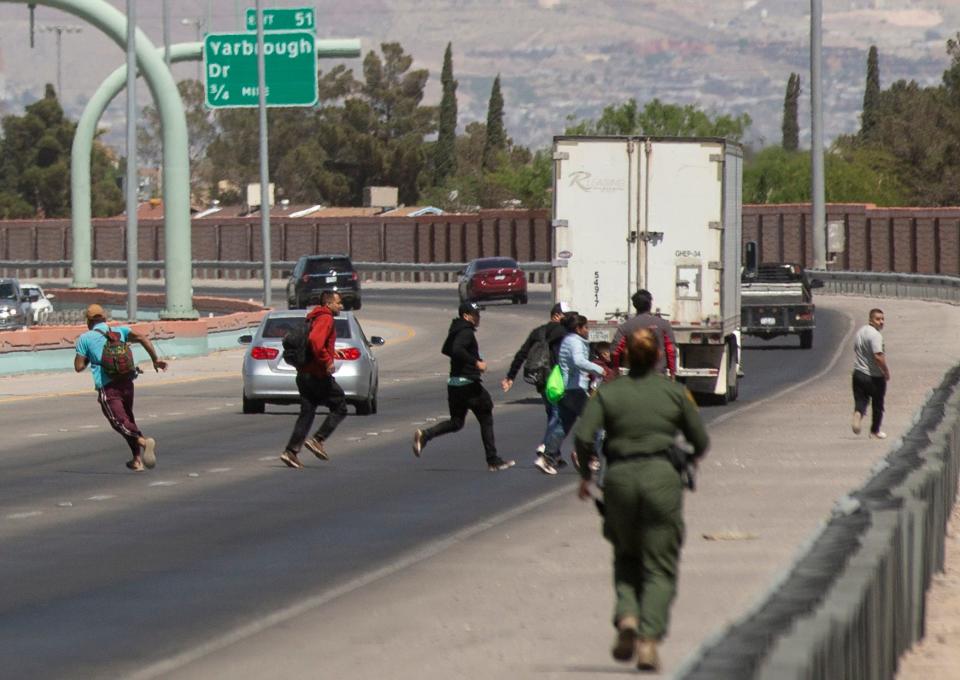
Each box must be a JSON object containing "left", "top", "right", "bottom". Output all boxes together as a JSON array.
[
  {"left": 544, "top": 388, "right": 589, "bottom": 461},
  {"left": 541, "top": 392, "right": 563, "bottom": 459}
]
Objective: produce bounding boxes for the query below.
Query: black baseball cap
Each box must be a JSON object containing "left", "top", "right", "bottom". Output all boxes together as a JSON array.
[{"left": 458, "top": 301, "right": 481, "bottom": 316}]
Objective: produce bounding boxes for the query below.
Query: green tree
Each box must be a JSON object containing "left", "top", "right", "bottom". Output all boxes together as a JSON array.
[
  {"left": 482, "top": 75, "right": 506, "bottom": 170},
  {"left": 861, "top": 46, "right": 880, "bottom": 137},
  {"left": 781, "top": 73, "right": 801, "bottom": 151},
  {"left": 566, "top": 98, "right": 751, "bottom": 140},
  {"left": 743, "top": 145, "right": 905, "bottom": 205},
  {"left": 434, "top": 42, "right": 458, "bottom": 184}
]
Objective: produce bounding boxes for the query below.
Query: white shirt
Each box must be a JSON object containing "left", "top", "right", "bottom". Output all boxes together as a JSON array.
[{"left": 853, "top": 324, "right": 884, "bottom": 377}]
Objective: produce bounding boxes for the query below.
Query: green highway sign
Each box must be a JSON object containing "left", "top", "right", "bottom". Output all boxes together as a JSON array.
[
  {"left": 245, "top": 7, "right": 315, "bottom": 32},
  {"left": 204, "top": 31, "right": 318, "bottom": 108}
]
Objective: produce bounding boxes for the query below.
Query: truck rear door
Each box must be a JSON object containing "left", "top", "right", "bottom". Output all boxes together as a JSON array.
[
  {"left": 640, "top": 140, "right": 726, "bottom": 327},
  {"left": 552, "top": 137, "right": 637, "bottom": 331}
]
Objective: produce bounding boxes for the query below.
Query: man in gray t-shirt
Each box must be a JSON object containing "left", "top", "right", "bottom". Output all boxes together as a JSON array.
[{"left": 851, "top": 309, "right": 890, "bottom": 438}]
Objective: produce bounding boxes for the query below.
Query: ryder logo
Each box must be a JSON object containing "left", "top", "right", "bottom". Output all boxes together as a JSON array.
[{"left": 568, "top": 171, "right": 626, "bottom": 193}]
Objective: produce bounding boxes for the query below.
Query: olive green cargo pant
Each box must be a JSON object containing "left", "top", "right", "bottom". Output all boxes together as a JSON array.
[{"left": 602, "top": 456, "right": 684, "bottom": 639}]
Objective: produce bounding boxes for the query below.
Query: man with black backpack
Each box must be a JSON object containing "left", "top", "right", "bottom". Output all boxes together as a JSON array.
[
  {"left": 501, "top": 301, "right": 570, "bottom": 473},
  {"left": 279, "top": 290, "right": 348, "bottom": 469},
  {"left": 74, "top": 304, "right": 167, "bottom": 471}
]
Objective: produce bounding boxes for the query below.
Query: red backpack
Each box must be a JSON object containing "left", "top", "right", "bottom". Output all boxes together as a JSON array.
[{"left": 95, "top": 329, "right": 136, "bottom": 378}]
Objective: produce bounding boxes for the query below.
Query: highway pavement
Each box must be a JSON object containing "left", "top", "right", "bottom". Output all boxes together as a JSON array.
[{"left": 0, "top": 287, "right": 930, "bottom": 678}]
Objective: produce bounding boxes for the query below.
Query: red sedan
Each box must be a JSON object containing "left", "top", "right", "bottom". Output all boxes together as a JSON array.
[{"left": 458, "top": 257, "right": 528, "bottom": 305}]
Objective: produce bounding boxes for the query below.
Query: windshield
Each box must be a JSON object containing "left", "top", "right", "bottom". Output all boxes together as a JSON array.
[
  {"left": 475, "top": 258, "right": 518, "bottom": 271},
  {"left": 261, "top": 317, "right": 351, "bottom": 339},
  {"left": 0, "top": 283, "right": 16, "bottom": 299},
  {"left": 305, "top": 258, "right": 352, "bottom": 275}
]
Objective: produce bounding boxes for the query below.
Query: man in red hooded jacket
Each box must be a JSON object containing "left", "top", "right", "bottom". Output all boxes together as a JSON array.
[{"left": 280, "top": 291, "right": 349, "bottom": 469}]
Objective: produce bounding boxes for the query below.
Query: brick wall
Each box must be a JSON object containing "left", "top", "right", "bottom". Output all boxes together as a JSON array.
[{"left": 6, "top": 205, "right": 960, "bottom": 276}]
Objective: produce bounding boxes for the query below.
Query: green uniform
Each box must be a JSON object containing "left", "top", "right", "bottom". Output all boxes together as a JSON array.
[{"left": 574, "top": 372, "right": 709, "bottom": 640}]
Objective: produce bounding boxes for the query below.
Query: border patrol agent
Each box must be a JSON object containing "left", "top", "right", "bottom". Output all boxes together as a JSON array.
[{"left": 573, "top": 327, "right": 709, "bottom": 673}]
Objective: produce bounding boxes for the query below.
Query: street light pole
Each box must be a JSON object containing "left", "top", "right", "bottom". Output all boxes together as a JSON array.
[
  {"left": 126, "top": 0, "right": 138, "bottom": 321},
  {"left": 39, "top": 24, "right": 81, "bottom": 97},
  {"left": 255, "top": 0, "right": 271, "bottom": 307},
  {"left": 810, "top": 0, "right": 827, "bottom": 269},
  {"left": 181, "top": 17, "right": 203, "bottom": 80}
]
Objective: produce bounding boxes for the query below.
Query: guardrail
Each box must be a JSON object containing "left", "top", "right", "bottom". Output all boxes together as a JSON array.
[
  {"left": 0, "top": 260, "right": 554, "bottom": 284},
  {"left": 808, "top": 269, "right": 960, "bottom": 304}
]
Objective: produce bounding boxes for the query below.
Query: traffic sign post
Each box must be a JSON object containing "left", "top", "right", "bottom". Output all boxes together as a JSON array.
[
  {"left": 203, "top": 30, "right": 318, "bottom": 108},
  {"left": 244, "top": 7, "right": 315, "bottom": 32}
]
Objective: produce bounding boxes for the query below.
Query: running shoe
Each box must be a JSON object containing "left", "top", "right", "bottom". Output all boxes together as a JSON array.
[
  {"left": 488, "top": 458, "right": 516, "bottom": 472},
  {"left": 412, "top": 429, "right": 425, "bottom": 457},
  {"left": 304, "top": 437, "right": 329, "bottom": 460},
  {"left": 280, "top": 451, "right": 304, "bottom": 469},
  {"left": 534, "top": 455, "right": 558, "bottom": 475},
  {"left": 141, "top": 437, "right": 157, "bottom": 469}
]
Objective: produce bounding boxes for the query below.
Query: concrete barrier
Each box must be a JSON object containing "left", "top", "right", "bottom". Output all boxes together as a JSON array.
[
  {"left": 0, "top": 287, "right": 267, "bottom": 376},
  {"left": 680, "top": 367, "right": 960, "bottom": 680}
]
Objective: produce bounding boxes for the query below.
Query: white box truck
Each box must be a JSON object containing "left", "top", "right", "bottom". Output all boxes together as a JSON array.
[{"left": 552, "top": 136, "right": 743, "bottom": 402}]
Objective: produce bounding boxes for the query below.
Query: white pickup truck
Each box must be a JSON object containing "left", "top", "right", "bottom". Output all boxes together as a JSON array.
[{"left": 551, "top": 136, "right": 743, "bottom": 402}]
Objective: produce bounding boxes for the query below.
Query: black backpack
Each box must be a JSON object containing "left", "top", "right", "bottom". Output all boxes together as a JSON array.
[
  {"left": 522, "top": 326, "right": 552, "bottom": 388},
  {"left": 282, "top": 318, "right": 314, "bottom": 369}
]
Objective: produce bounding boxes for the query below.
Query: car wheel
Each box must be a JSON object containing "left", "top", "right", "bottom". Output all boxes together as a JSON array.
[
  {"left": 520, "top": 294, "right": 528, "bottom": 304},
  {"left": 355, "top": 396, "right": 373, "bottom": 415},
  {"left": 799, "top": 330, "right": 813, "bottom": 350},
  {"left": 352, "top": 298, "right": 362, "bottom": 311},
  {"left": 512, "top": 296, "right": 519, "bottom": 304},
  {"left": 242, "top": 394, "right": 265, "bottom": 414}
]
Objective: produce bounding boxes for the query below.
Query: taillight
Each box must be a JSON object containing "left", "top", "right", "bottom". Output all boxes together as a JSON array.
[
  {"left": 251, "top": 346, "right": 279, "bottom": 360},
  {"left": 350, "top": 272, "right": 358, "bottom": 281},
  {"left": 335, "top": 347, "right": 361, "bottom": 360}
]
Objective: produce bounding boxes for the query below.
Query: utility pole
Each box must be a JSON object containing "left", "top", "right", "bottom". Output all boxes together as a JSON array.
[
  {"left": 39, "top": 24, "right": 81, "bottom": 97},
  {"left": 255, "top": 0, "right": 271, "bottom": 307},
  {"left": 125, "top": 0, "right": 138, "bottom": 321},
  {"left": 810, "top": 0, "right": 827, "bottom": 269}
]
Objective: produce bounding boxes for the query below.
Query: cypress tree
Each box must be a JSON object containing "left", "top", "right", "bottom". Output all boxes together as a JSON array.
[
  {"left": 482, "top": 74, "right": 506, "bottom": 171},
  {"left": 861, "top": 45, "right": 880, "bottom": 137},
  {"left": 781, "top": 73, "right": 800, "bottom": 151},
  {"left": 434, "top": 42, "right": 458, "bottom": 183}
]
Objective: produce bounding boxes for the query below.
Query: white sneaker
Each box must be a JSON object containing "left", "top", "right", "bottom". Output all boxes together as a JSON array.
[
  {"left": 870, "top": 431, "right": 887, "bottom": 440},
  {"left": 851, "top": 412, "right": 862, "bottom": 435},
  {"left": 534, "top": 455, "right": 558, "bottom": 476}
]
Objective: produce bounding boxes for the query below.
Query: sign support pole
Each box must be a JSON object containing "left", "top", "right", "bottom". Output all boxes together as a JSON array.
[
  {"left": 125, "top": 0, "right": 138, "bottom": 320},
  {"left": 255, "top": 0, "right": 271, "bottom": 307}
]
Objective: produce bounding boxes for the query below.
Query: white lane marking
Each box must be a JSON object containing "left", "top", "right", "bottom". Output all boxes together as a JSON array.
[
  {"left": 148, "top": 481, "right": 179, "bottom": 487},
  {"left": 711, "top": 314, "right": 857, "bottom": 428},
  {"left": 188, "top": 473, "right": 200, "bottom": 478},
  {"left": 88, "top": 495, "right": 115, "bottom": 501},
  {"left": 410, "top": 421, "right": 425, "bottom": 425},
  {"left": 206, "top": 407, "right": 222, "bottom": 411},
  {"left": 148, "top": 414, "right": 159, "bottom": 419},
  {"left": 126, "top": 483, "right": 573, "bottom": 680},
  {"left": 57, "top": 502, "right": 74, "bottom": 507},
  {"left": 58, "top": 428, "right": 69, "bottom": 432},
  {"left": 166, "top": 412, "right": 185, "bottom": 416},
  {"left": 7, "top": 511, "right": 42, "bottom": 520},
  {"left": 207, "top": 467, "right": 232, "bottom": 473},
  {"left": 258, "top": 456, "right": 275, "bottom": 461},
  {"left": 79, "top": 424, "right": 99, "bottom": 430},
  {"left": 365, "top": 432, "right": 379, "bottom": 436},
  {"left": 425, "top": 417, "right": 438, "bottom": 422},
  {"left": 224, "top": 403, "right": 236, "bottom": 407},
  {"left": 381, "top": 429, "right": 396, "bottom": 433},
  {"left": 346, "top": 437, "right": 363, "bottom": 442},
  {"left": 27, "top": 433, "right": 49, "bottom": 438}
]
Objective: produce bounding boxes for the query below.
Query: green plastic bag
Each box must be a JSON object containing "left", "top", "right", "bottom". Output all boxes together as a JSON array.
[{"left": 544, "top": 365, "right": 564, "bottom": 404}]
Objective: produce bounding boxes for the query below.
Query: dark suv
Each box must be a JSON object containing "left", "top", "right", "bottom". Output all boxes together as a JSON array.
[{"left": 287, "top": 255, "right": 362, "bottom": 310}]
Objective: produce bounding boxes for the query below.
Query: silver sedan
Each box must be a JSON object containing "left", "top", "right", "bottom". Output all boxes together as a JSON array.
[{"left": 239, "top": 310, "right": 384, "bottom": 415}]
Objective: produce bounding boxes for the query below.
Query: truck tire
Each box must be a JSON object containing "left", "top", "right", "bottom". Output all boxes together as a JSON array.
[{"left": 799, "top": 330, "right": 813, "bottom": 350}]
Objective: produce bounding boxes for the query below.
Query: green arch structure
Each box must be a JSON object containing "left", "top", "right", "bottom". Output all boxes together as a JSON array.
[
  {"left": 0, "top": 0, "right": 197, "bottom": 318},
  {"left": 70, "top": 39, "right": 361, "bottom": 292}
]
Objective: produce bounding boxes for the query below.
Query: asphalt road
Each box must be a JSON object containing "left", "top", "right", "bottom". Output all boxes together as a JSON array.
[{"left": 0, "top": 290, "right": 848, "bottom": 678}]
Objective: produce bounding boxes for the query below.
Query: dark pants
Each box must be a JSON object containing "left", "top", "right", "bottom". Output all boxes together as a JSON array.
[
  {"left": 603, "top": 457, "right": 684, "bottom": 639},
  {"left": 422, "top": 381, "right": 497, "bottom": 462},
  {"left": 852, "top": 370, "right": 887, "bottom": 434},
  {"left": 285, "top": 373, "right": 348, "bottom": 453},
  {"left": 98, "top": 379, "right": 142, "bottom": 457},
  {"left": 544, "top": 387, "right": 589, "bottom": 460}
]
